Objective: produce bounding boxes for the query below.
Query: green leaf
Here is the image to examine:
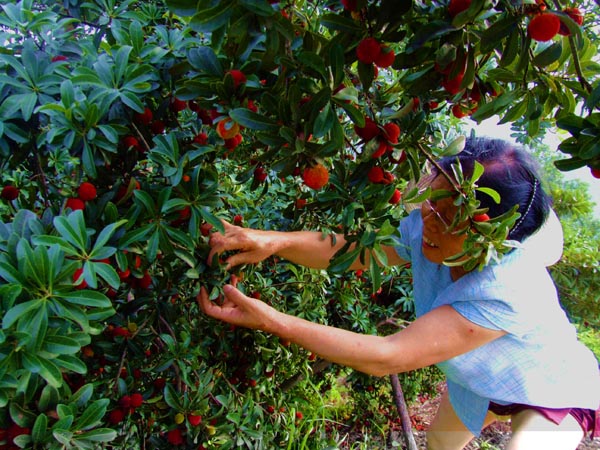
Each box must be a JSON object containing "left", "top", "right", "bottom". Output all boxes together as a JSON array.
[
  {"left": 238, "top": 0, "right": 274, "bottom": 16},
  {"left": 92, "top": 262, "right": 120, "bottom": 289},
  {"left": 89, "top": 220, "right": 127, "bottom": 256},
  {"left": 76, "top": 428, "right": 117, "bottom": 443},
  {"left": 3, "top": 299, "right": 42, "bottom": 329},
  {"left": 57, "top": 290, "right": 112, "bottom": 308},
  {"left": 70, "top": 383, "right": 94, "bottom": 408},
  {"left": 313, "top": 102, "right": 334, "bottom": 139},
  {"left": 533, "top": 42, "right": 562, "bottom": 67},
  {"left": 297, "top": 51, "right": 327, "bottom": 80},
  {"left": 53, "top": 429, "right": 73, "bottom": 446},
  {"left": 53, "top": 211, "right": 88, "bottom": 252},
  {"left": 38, "top": 358, "right": 63, "bottom": 388},
  {"left": 328, "top": 247, "right": 360, "bottom": 273},
  {"left": 44, "top": 335, "right": 81, "bottom": 355},
  {"left": 476, "top": 187, "right": 501, "bottom": 204},
  {"left": 319, "top": 13, "right": 362, "bottom": 33},
  {"left": 76, "top": 399, "right": 109, "bottom": 431},
  {"left": 164, "top": 383, "right": 183, "bottom": 410},
  {"left": 333, "top": 99, "right": 364, "bottom": 127},
  {"left": 54, "top": 355, "right": 87, "bottom": 374},
  {"left": 229, "top": 108, "right": 279, "bottom": 131},
  {"left": 32, "top": 413, "right": 48, "bottom": 443},
  {"left": 165, "top": 0, "right": 198, "bottom": 16},
  {"left": 480, "top": 14, "right": 517, "bottom": 53},
  {"left": 190, "top": 1, "right": 233, "bottom": 33},
  {"left": 0, "top": 262, "right": 24, "bottom": 284},
  {"left": 187, "top": 47, "right": 224, "bottom": 77},
  {"left": 32, "top": 235, "right": 79, "bottom": 256}
]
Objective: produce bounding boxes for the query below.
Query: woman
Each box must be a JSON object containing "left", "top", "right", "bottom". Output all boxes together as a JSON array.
[{"left": 197, "top": 137, "right": 600, "bottom": 449}]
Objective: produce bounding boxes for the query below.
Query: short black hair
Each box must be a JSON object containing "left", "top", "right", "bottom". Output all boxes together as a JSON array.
[{"left": 435, "top": 137, "right": 551, "bottom": 242}]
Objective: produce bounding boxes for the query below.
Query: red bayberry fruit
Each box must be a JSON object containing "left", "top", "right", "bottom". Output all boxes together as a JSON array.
[
  {"left": 591, "top": 167, "right": 600, "bottom": 179},
  {"left": 66, "top": 197, "right": 85, "bottom": 211},
  {"left": 200, "top": 222, "right": 213, "bottom": 237},
  {"left": 367, "top": 166, "right": 385, "bottom": 183},
  {"left": 108, "top": 409, "right": 126, "bottom": 425},
  {"left": 233, "top": 214, "right": 243, "bottom": 225},
  {"left": 130, "top": 392, "right": 143, "bottom": 408},
  {"left": 451, "top": 104, "right": 469, "bottom": 118},
  {"left": 374, "top": 46, "right": 395, "bottom": 68},
  {"left": 295, "top": 198, "right": 307, "bottom": 209},
  {"left": 528, "top": 13, "right": 560, "bottom": 42},
  {"left": 354, "top": 117, "right": 381, "bottom": 141},
  {"left": 356, "top": 38, "right": 381, "bottom": 65},
  {"left": 558, "top": 7, "right": 584, "bottom": 36},
  {"left": 372, "top": 140, "right": 390, "bottom": 159},
  {"left": 442, "top": 72, "right": 465, "bottom": 95},
  {"left": 170, "top": 97, "right": 187, "bottom": 113},
  {"left": 134, "top": 107, "right": 153, "bottom": 125},
  {"left": 188, "top": 414, "right": 202, "bottom": 426},
  {"left": 122, "top": 135, "right": 141, "bottom": 150},
  {"left": 188, "top": 100, "right": 201, "bottom": 112},
  {"left": 52, "top": 55, "right": 68, "bottom": 62},
  {"left": 118, "top": 268, "right": 131, "bottom": 281},
  {"left": 73, "top": 267, "right": 87, "bottom": 289},
  {"left": 302, "top": 163, "right": 330, "bottom": 190},
  {"left": 389, "top": 188, "right": 402, "bottom": 204},
  {"left": 150, "top": 120, "right": 165, "bottom": 134},
  {"left": 224, "top": 134, "right": 243, "bottom": 150},
  {"left": 1, "top": 185, "right": 19, "bottom": 201},
  {"left": 78, "top": 182, "right": 97, "bottom": 201},
  {"left": 216, "top": 118, "right": 240, "bottom": 140},
  {"left": 167, "top": 428, "right": 184, "bottom": 445},
  {"left": 119, "top": 395, "right": 131, "bottom": 408},
  {"left": 382, "top": 122, "right": 401, "bottom": 143},
  {"left": 227, "top": 69, "right": 247, "bottom": 88},
  {"left": 341, "top": 0, "right": 357, "bottom": 11},
  {"left": 137, "top": 271, "right": 152, "bottom": 289},
  {"left": 448, "top": 0, "right": 471, "bottom": 17},
  {"left": 295, "top": 411, "right": 303, "bottom": 420},
  {"left": 254, "top": 166, "right": 267, "bottom": 183},
  {"left": 473, "top": 213, "right": 490, "bottom": 222},
  {"left": 193, "top": 132, "right": 208, "bottom": 145}
]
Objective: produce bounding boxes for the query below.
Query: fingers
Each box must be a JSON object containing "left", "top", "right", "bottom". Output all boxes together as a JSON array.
[
  {"left": 196, "top": 286, "right": 212, "bottom": 313},
  {"left": 206, "top": 221, "right": 243, "bottom": 265}
]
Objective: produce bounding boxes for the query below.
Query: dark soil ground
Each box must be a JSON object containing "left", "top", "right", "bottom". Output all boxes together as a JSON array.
[
  {"left": 403, "top": 383, "right": 599, "bottom": 450},
  {"left": 342, "top": 382, "right": 599, "bottom": 449}
]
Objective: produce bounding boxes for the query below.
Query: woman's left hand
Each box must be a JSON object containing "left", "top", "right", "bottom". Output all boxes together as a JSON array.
[{"left": 197, "top": 280, "right": 275, "bottom": 332}]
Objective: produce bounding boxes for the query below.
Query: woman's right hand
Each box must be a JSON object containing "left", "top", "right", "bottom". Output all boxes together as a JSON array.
[{"left": 207, "top": 220, "right": 283, "bottom": 270}]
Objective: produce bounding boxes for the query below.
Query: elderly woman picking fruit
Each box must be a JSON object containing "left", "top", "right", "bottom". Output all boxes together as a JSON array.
[{"left": 197, "top": 137, "right": 599, "bottom": 450}]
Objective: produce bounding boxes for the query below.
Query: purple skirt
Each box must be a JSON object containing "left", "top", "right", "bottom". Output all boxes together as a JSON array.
[{"left": 488, "top": 402, "right": 600, "bottom": 439}]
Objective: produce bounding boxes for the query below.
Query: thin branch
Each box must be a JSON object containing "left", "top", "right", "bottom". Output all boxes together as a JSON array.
[{"left": 390, "top": 374, "right": 419, "bottom": 450}]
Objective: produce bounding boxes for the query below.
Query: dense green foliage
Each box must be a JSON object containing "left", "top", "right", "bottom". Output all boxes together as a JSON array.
[{"left": 0, "top": 0, "right": 599, "bottom": 448}]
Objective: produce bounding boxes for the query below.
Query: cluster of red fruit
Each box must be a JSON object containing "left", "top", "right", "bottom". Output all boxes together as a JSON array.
[
  {"left": 527, "top": 7, "right": 584, "bottom": 42},
  {"left": 356, "top": 37, "right": 396, "bottom": 69},
  {"left": 107, "top": 392, "right": 144, "bottom": 425},
  {"left": 354, "top": 118, "right": 402, "bottom": 160},
  {"left": 65, "top": 181, "right": 97, "bottom": 211}
]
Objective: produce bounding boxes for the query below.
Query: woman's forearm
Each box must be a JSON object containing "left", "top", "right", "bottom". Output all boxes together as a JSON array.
[
  {"left": 274, "top": 231, "right": 355, "bottom": 269},
  {"left": 266, "top": 308, "right": 404, "bottom": 377}
]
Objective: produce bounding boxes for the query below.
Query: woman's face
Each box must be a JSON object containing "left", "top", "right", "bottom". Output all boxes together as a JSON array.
[{"left": 420, "top": 175, "right": 468, "bottom": 264}]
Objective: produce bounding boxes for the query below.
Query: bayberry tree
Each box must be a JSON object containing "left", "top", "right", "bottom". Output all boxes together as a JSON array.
[{"left": 0, "top": 0, "right": 598, "bottom": 448}]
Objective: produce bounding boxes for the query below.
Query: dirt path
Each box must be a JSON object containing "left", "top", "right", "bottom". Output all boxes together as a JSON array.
[{"left": 403, "top": 383, "right": 600, "bottom": 450}]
